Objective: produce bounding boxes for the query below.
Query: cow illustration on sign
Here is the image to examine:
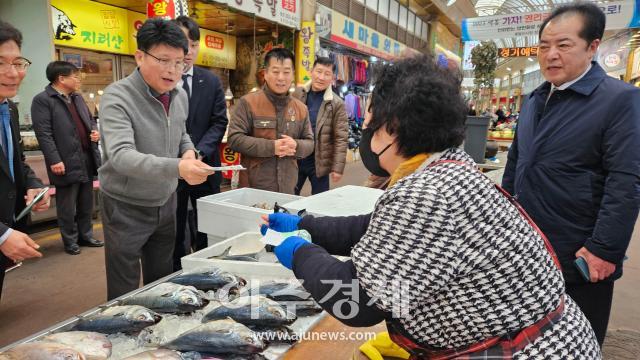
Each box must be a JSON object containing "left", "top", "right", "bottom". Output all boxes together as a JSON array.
[{"left": 51, "top": 6, "right": 77, "bottom": 40}]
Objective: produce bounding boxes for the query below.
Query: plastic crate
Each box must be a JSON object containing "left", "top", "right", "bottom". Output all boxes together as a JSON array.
[
  {"left": 197, "top": 188, "right": 302, "bottom": 245},
  {"left": 284, "top": 185, "right": 383, "bottom": 217}
]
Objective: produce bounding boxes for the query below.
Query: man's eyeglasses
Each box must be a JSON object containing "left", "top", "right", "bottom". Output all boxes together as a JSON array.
[
  {"left": 0, "top": 58, "right": 32, "bottom": 74},
  {"left": 143, "top": 51, "right": 186, "bottom": 72}
]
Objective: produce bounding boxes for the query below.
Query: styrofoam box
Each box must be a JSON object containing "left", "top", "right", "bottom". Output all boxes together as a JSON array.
[
  {"left": 284, "top": 185, "right": 383, "bottom": 217},
  {"left": 182, "top": 232, "right": 349, "bottom": 278},
  {"left": 182, "top": 232, "right": 293, "bottom": 278},
  {"left": 197, "top": 188, "right": 302, "bottom": 245}
]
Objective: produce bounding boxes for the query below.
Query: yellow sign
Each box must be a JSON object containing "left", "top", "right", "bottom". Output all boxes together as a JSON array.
[
  {"left": 195, "top": 28, "right": 237, "bottom": 70},
  {"left": 127, "top": 11, "right": 147, "bottom": 55},
  {"left": 51, "top": 0, "right": 134, "bottom": 55},
  {"left": 296, "top": 22, "right": 315, "bottom": 85},
  {"left": 330, "top": 11, "right": 407, "bottom": 60}
]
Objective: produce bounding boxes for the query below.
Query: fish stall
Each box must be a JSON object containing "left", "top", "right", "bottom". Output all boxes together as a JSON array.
[
  {"left": 0, "top": 266, "right": 328, "bottom": 359},
  {"left": 0, "top": 186, "right": 385, "bottom": 359}
]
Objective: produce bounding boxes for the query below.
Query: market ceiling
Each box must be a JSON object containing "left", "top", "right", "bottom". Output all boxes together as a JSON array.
[{"left": 92, "top": 0, "right": 282, "bottom": 36}]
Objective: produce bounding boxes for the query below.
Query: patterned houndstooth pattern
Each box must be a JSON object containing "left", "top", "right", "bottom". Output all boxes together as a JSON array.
[{"left": 351, "top": 148, "right": 601, "bottom": 358}]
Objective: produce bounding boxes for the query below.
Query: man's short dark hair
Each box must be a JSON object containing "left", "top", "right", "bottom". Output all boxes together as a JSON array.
[
  {"left": 0, "top": 20, "right": 22, "bottom": 48},
  {"left": 539, "top": 2, "right": 605, "bottom": 45},
  {"left": 174, "top": 16, "right": 200, "bottom": 41},
  {"left": 264, "top": 48, "right": 295, "bottom": 68},
  {"left": 367, "top": 53, "right": 466, "bottom": 156},
  {"left": 46, "top": 61, "right": 79, "bottom": 83},
  {"left": 137, "top": 18, "right": 188, "bottom": 54},
  {"left": 313, "top": 56, "right": 336, "bottom": 72}
]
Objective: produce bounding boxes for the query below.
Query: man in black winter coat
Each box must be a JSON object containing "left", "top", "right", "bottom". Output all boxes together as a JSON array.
[{"left": 32, "top": 61, "right": 103, "bottom": 255}]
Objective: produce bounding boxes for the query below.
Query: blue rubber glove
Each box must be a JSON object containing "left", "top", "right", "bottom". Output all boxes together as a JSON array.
[
  {"left": 274, "top": 236, "right": 311, "bottom": 270},
  {"left": 260, "top": 213, "right": 301, "bottom": 235}
]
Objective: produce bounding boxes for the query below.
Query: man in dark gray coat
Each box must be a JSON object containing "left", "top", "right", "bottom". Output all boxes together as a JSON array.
[{"left": 32, "top": 61, "right": 103, "bottom": 255}]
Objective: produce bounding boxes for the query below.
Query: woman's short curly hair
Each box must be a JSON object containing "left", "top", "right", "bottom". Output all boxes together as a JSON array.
[{"left": 367, "top": 53, "right": 467, "bottom": 157}]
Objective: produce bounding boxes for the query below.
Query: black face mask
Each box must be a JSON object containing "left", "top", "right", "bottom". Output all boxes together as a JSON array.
[{"left": 359, "top": 127, "right": 393, "bottom": 177}]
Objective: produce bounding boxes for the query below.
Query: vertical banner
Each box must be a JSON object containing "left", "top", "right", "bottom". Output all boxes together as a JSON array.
[
  {"left": 296, "top": 22, "right": 315, "bottom": 85},
  {"left": 146, "top": 0, "right": 189, "bottom": 20}
]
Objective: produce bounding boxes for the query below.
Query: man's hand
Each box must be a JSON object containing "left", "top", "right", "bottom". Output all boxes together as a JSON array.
[
  {"left": 182, "top": 149, "right": 197, "bottom": 160},
  {"left": 575, "top": 247, "right": 616, "bottom": 282},
  {"left": 0, "top": 230, "right": 42, "bottom": 263},
  {"left": 330, "top": 172, "right": 343, "bottom": 183},
  {"left": 179, "top": 158, "right": 211, "bottom": 185},
  {"left": 90, "top": 130, "right": 100, "bottom": 143},
  {"left": 25, "top": 188, "right": 50, "bottom": 212},
  {"left": 275, "top": 138, "right": 296, "bottom": 157},
  {"left": 50, "top": 162, "right": 65, "bottom": 175}
]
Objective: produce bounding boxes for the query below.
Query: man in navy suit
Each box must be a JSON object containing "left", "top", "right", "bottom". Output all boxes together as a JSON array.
[
  {"left": 0, "top": 20, "right": 50, "bottom": 300},
  {"left": 173, "top": 16, "right": 228, "bottom": 269}
]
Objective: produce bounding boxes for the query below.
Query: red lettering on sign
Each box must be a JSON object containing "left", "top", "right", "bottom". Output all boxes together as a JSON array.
[
  {"left": 282, "top": 0, "right": 296, "bottom": 13},
  {"left": 205, "top": 35, "right": 224, "bottom": 50}
]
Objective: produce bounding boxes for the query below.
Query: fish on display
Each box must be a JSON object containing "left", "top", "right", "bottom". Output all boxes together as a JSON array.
[
  {"left": 0, "top": 342, "right": 86, "bottom": 360},
  {"left": 202, "top": 295, "right": 296, "bottom": 328},
  {"left": 253, "top": 280, "right": 310, "bottom": 301},
  {"left": 251, "top": 326, "right": 297, "bottom": 344},
  {"left": 163, "top": 319, "right": 266, "bottom": 355},
  {"left": 170, "top": 267, "right": 246, "bottom": 292},
  {"left": 73, "top": 305, "right": 161, "bottom": 334},
  {"left": 123, "top": 349, "right": 201, "bottom": 359},
  {"left": 278, "top": 300, "right": 323, "bottom": 317},
  {"left": 42, "top": 331, "right": 112, "bottom": 360},
  {"left": 122, "top": 283, "right": 209, "bottom": 314}
]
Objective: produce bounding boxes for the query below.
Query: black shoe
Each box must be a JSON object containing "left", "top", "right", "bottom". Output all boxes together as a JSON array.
[
  {"left": 78, "top": 238, "right": 104, "bottom": 247},
  {"left": 64, "top": 244, "right": 81, "bottom": 255}
]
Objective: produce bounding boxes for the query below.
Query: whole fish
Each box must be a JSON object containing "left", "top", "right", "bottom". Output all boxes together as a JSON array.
[
  {"left": 253, "top": 280, "right": 310, "bottom": 301},
  {"left": 251, "top": 326, "right": 297, "bottom": 344},
  {"left": 123, "top": 349, "right": 201, "bottom": 359},
  {"left": 170, "top": 267, "right": 246, "bottom": 292},
  {"left": 43, "top": 331, "right": 112, "bottom": 360},
  {"left": 164, "top": 319, "right": 266, "bottom": 355},
  {"left": 278, "top": 300, "right": 323, "bottom": 317},
  {"left": 73, "top": 305, "right": 161, "bottom": 334},
  {"left": 122, "top": 283, "right": 209, "bottom": 314},
  {"left": 202, "top": 295, "right": 296, "bottom": 328},
  {"left": 0, "top": 342, "right": 85, "bottom": 360}
]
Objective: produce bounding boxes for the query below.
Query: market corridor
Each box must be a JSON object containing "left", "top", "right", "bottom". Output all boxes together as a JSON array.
[{"left": 1, "top": 158, "right": 639, "bottom": 358}]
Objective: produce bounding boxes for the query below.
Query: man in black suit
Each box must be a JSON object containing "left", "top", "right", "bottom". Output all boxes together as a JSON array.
[
  {"left": 0, "top": 20, "right": 50, "bottom": 300},
  {"left": 173, "top": 16, "right": 228, "bottom": 269}
]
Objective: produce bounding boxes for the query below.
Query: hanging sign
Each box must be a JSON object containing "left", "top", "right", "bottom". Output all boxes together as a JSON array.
[
  {"left": 498, "top": 46, "right": 539, "bottom": 58},
  {"left": 296, "top": 22, "right": 316, "bottom": 85},
  {"left": 222, "top": 0, "right": 301, "bottom": 29},
  {"left": 195, "top": 28, "right": 237, "bottom": 69},
  {"left": 462, "top": 0, "right": 640, "bottom": 41},
  {"left": 330, "top": 10, "right": 407, "bottom": 60},
  {"left": 146, "top": 0, "right": 189, "bottom": 20}
]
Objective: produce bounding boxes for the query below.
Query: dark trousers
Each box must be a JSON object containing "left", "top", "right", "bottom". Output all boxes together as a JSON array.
[
  {"left": 295, "top": 159, "right": 329, "bottom": 195},
  {"left": 566, "top": 281, "right": 615, "bottom": 347},
  {"left": 174, "top": 183, "right": 217, "bottom": 271},
  {"left": 55, "top": 181, "right": 94, "bottom": 248},
  {"left": 102, "top": 192, "right": 176, "bottom": 300},
  {"left": 0, "top": 253, "right": 10, "bottom": 301}
]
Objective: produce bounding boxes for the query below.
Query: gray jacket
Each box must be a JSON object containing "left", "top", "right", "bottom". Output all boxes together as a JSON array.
[{"left": 98, "top": 70, "right": 194, "bottom": 207}]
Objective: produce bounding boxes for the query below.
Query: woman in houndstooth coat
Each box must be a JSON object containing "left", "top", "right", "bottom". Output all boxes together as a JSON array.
[{"left": 265, "top": 54, "right": 601, "bottom": 359}]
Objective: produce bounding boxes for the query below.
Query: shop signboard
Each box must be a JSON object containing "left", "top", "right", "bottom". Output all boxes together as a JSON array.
[
  {"left": 330, "top": 10, "right": 407, "bottom": 60},
  {"left": 462, "top": 0, "right": 640, "bottom": 41},
  {"left": 631, "top": 47, "right": 640, "bottom": 79},
  {"left": 597, "top": 31, "right": 632, "bottom": 73},
  {"left": 218, "top": 143, "right": 241, "bottom": 179},
  {"left": 462, "top": 41, "right": 480, "bottom": 70},
  {"left": 195, "top": 28, "right": 237, "bottom": 69},
  {"left": 316, "top": 4, "right": 332, "bottom": 39},
  {"left": 224, "top": 0, "right": 301, "bottom": 29},
  {"left": 296, "top": 22, "right": 316, "bottom": 85},
  {"left": 498, "top": 46, "right": 539, "bottom": 58},
  {"left": 146, "top": 0, "right": 189, "bottom": 20},
  {"left": 51, "top": 0, "right": 132, "bottom": 55},
  {"left": 127, "top": 11, "right": 147, "bottom": 55}
]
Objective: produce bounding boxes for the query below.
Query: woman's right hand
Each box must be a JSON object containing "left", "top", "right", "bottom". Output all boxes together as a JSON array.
[{"left": 260, "top": 213, "right": 301, "bottom": 235}]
